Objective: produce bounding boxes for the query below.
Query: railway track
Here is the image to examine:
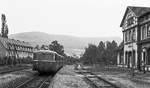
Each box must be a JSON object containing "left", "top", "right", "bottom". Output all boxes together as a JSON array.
[
  {"left": 77, "top": 71, "right": 119, "bottom": 88},
  {"left": 0, "top": 67, "right": 31, "bottom": 74},
  {"left": 16, "top": 75, "right": 52, "bottom": 88}
]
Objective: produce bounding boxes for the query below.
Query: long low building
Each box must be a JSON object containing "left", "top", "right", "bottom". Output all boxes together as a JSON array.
[{"left": 0, "top": 37, "right": 33, "bottom": 65}]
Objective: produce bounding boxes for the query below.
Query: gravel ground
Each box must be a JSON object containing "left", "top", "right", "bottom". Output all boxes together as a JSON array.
[
  {"left": 49, "top": 65, "right": 150, "bottom": 88},
  {"left": 0, "top": 69, "right": 37, "bottom": 88},
  {"left": 0, "top": 74, "right": 27, "bottom": 86},
  {"left": 49, "top": 65, "right": 91, "bottom": 88}
]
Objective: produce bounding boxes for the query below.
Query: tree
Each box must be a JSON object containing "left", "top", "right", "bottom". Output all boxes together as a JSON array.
[
  {"left": 105, "top": 40, "right": 118, "bottom": 65},
  {"left": 110, "top": 40, "right": 118, "bottom": 65},
  {"left": 49, "top": 40, "right": 65, "bottom": 56},
  {"left": 96, "top": 41, "right": 106, "bottom": 64},
  {"left": 82, "top": 44, "right": 98, "bottom": 65},
  {"left": 81, "top": 40, "right": 118, "bottom": 66},
  {"left": 35, "top": 45, "right": 40, "bottom": 50},
  {"left": 1, "top": 14, "right": 8, "bottom": 38},
  {"left": 40, "top": 45, "right": 46, "bottom": 50},
  {"left": 1, "top": 14, "right": 6, "bottom": 37}
]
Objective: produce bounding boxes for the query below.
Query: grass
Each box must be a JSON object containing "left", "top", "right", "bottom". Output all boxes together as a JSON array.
[
  {"left": 82, "top": 65, "right": 150, "bottom": 88},
  {"left": 84, "top": 65, "right": 130, "bottom": 75}
]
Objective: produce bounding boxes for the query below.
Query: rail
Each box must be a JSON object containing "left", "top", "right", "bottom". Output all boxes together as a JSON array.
[
  {"left": 16, "top": 75, "right": 52, "bottom": 88},
  {"left": 77, "top": 71, "right": 120, "bottom": 88}
]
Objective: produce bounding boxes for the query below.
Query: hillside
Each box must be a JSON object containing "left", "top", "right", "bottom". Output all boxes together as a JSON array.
[{"left": 9, "top": 32, "right": 122, "bottom": 56}]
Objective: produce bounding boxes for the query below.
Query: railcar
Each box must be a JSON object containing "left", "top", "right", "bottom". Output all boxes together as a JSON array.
[{"left": 32, "top": 50, "right": 64, "bottom": 74}]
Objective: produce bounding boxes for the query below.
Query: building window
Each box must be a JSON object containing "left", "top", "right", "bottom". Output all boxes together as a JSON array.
[
  {"left": 127, "top": 17, "right": 134, "bottom": 26},
  {"left": 141, "top": 25, "right": 147, "bottom": 40},
  {"left": 144, "top": 15, "right": 149, "bottom": 21},
  {"left": 148, "top": 14, "right": 150, "bottom": 20},
  {"left": 147, "top": 49, "right": 150, "bottom": 65},
  {"left": 128, "top": 30, "right": 130, "bottom": 41},
  {"left": 132, "top": 28, "right": 136, "bottom": 41},
  {"left": 127, "top": 31, "right": 129, "bottom": 41},
  {"left": 139, "top": 17, "right": 144, "bottom": 23},
  {"left": 147, "top": 24, "right": 150, "bottom": 38},
  {"left": 125, "top": 30, "right": 132, "bottom": 42},
  {"left": 124, "top": 32, "right": 127, "bottom": 42}
]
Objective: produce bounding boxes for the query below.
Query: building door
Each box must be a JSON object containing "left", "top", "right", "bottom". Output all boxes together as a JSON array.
[
  {"left": 120, "top": 52, "right": 124, "bottom": 65},
  {"left": 127, "top": 52, "right": 130, "bottom": 68},
  {"left": 129, "top": 52, "right": 132, "bottom": 68},
  {"left": 143, "top": 52, "right": 146, "bottom": 63},
  {"left": 147, "top": 48, "right": 150, "bottom": 65},
  {"left": 125, "top": 52, "right": 128, "bottom": 66},
  {"left": 132, "top": 50, "right": 135, "bottom": 67},
  {"left": 127, "top": 52, "right": 132, "bottom": 68}
]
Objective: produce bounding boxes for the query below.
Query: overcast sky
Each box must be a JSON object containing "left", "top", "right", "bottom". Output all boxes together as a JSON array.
[{"left": 0, "top": 0, "right": 150, "bottom": 38}]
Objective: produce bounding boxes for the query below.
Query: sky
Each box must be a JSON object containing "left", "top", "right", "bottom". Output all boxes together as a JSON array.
[{"left": 0, "top": 0, "right": 150, "bottom": 38}]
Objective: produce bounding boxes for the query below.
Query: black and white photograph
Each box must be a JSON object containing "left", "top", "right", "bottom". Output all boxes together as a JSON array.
[{"left": 0, "top": 0, "right": 149, "bottom": 88}]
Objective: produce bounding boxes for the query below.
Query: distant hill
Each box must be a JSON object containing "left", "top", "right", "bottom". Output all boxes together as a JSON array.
[{"left": 9, "top": 32, "right": 122, "bottom": 57}]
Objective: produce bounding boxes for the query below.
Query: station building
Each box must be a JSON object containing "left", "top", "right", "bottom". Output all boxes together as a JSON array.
[
  {"left": 117, "top": 6, "right": 150, "bottom": 70},
  {"left": 0, "top": 37, "right": 33, "bottom": 64}
]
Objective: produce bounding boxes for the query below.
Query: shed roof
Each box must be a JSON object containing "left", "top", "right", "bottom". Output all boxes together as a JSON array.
[{"left": 0, "top": 37, "right": 32, "bottom": 49}]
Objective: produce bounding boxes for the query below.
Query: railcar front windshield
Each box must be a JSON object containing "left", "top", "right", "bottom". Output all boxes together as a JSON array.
[{"left": 33, "top": 52, "right": 55, "bottom": 61}]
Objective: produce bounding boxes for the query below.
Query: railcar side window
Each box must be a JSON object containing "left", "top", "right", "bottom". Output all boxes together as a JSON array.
[
  {"left": 34, "top": 53, "right": 37, "bottom": 60},
  {"left": 54, "top": 53, "right": 57, "bottom": 61},
  {"left": 34, "top": 52, "right": 55, "bottom": 61},
  {"left": 55, "top": 54, "right": 62, "bottom": 62},
  {"left": 33, "top": 53, "right": 35, "bottom": 59},
  {"left": 33, "top": 51, "right": 63, "bottom": 62}
]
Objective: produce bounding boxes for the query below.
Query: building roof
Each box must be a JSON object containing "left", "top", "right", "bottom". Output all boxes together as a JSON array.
[
  {"left": 120, "top": 6, "right": 150, "bottom": 27},
  {"left": 0, "top": 37, "right": 32, "bottom": 49},
  {"left": 128, "top": 6, "right": 150, "bottom": 17}
]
